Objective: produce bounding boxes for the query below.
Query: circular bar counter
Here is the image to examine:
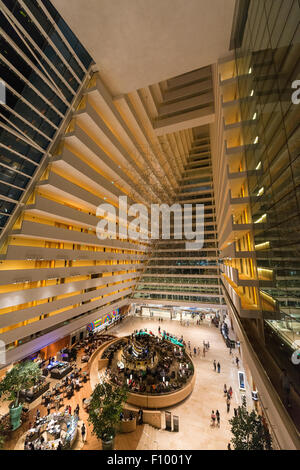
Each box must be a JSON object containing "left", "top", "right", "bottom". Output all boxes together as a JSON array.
[{"left": 91, "top": 333, "right": 196, "bottom": 409}]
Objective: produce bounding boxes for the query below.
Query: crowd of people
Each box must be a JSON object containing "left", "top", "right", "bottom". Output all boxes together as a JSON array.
[
  {"left": 80, "top": 334, "right": 115, "bottom": 362},
  {"left": 210, "top": 384, "right": 235, "bottom": 427},
  {"left": 24, "top": 331, "right": 117, "bottom": 450},
  {"left": 106, "top": 330, "right": 194, "bottom": 395}
]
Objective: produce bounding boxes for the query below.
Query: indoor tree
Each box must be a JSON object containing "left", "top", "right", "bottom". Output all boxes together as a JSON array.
[
  {"left": 88, "top": 382, "right": 128, "bottom": 449},
  {"left": 0, "top": 361, "right": 42, "bottom": 430},
  {"left": 229, "top": 396, "right": 272, "bottom": 450},
  {"left": 0, "top": 423, "right": 5, "bottom": 450}
]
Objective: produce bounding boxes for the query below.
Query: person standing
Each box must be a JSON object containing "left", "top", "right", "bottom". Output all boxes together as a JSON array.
[
  {"left": 224, "top": 384, "right": 227, "bottom": 396},
  {"left": 197, "top": 347, "right": 200, "bottom": 356},
  {"left": 216, "top": 410, "right": 220, "bottom": 427},
  {"left": 217, "top": 362, "right": 221, "bottom": 373},
  {"left": 236, "top": 356, "right": 239, "bottom": 368},
  {"left": 81, "top": 423, "right": 86, "bottom": 442},
  {"left": 227, "top": 443, "right": 232, "bottom": 450},
  {"left": 213, "top": 360, "right": 216, "bottom": 371},
  {"left": 211, "top": 410, "right": 216, "bottom": 427},
  {"left": 55, "top": 397, "right": 60, "bottom": 412},
  {"left": 193, "top": 347, "right": 197, "bottom": 357},
  {"left": 138, "top": 408, "right": 143, "bottom": 425},
  {"left": 47, "top": 402, "right": 51, "bottom": 416},
  {"left": 203, "top": 346, "right": 206, "bottom": 357}
]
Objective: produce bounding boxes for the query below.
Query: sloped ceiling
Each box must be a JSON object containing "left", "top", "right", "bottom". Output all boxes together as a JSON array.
[{"left": 52, "top": 0, "right": 236, "bottom": 95}]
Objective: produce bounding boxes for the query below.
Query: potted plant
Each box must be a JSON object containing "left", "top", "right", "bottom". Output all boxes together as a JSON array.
[
  {"left": 88, "top": 382, "right": 128, "bottom": 450},
  {"left": 229, "top": 396, "right": 272, "bottom": 450},
  {"left": 0, "top": 361, "right": 42, "bottom": 431}
]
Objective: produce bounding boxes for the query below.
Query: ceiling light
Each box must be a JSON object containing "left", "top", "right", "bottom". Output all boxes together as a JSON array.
[
  {"left": 255, "top": 161, "right": 261, "bottom": 170},
  {"left": 257, "top": 187, "right": 264, "bottom": 196}
]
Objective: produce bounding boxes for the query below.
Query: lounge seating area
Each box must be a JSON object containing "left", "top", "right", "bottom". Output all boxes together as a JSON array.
[{"left": 41, "top": 369, "right": 90, "bottom": 410}]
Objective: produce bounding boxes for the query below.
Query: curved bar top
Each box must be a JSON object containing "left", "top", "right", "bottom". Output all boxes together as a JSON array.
[
  {"left": 89, "top": 337, "right": 121, "bottom": 390},
  {"left": 126, "top": 372, "right": 196, "bottom": 409}
]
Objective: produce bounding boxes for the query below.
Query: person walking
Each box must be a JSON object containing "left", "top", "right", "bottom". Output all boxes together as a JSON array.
[
  {"left": 236, "top": 356, "right": 239, "bottom": 368},
  {"left": 226, "top": 397, "right": 230, "bottom": 413},
  {"left": 197, "top": 347, "right": 200, "bottom": 356},
  {"left": 213, "top": 359, "right": 216, "bottom": 371},
  {"left": 224, "top": 384, "right": 227, "bottom": 396},
  {"left": 203, "top": 346, "right": 206, "bottom": 357},
  {"left": 217, "top": 362, "right": 221, "bottom": 373},
  {"left": 47, "top": 402, "right": 51, "bottom": 416},
  {"left": 211, "top": 410, "right": 216, "bottom": 427},
  {"left": 227, "top": 443, "right": 232, "bottom": 450},
  {"left": 216, "top": 410, "right": 220, "bottom": 427},
  {"left": 193, "top": 347, "right": 197, "bottom": 357},
  {"left": 228, "top": 386, "right": 233, "bottom": 398}
]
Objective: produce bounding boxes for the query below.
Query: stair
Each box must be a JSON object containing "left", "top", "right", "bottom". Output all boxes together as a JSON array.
[{"left": 136, "top": 424, "right": 159, "bottom": 450}]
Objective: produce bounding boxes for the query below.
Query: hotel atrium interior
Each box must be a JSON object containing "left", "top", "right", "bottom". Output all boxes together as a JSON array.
[{"left": 0, "top": 0, "right": 299, "bottom": 452}]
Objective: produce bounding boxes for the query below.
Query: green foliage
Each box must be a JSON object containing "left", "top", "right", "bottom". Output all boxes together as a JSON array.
[
  {"left": 0, "top": 361, "right": 42, "bottom": 408},
  {"left": 229, "top": 396, "right": 272, "bottom": 450},
  {"left": 0, "top": 424, "right": 5, "bottom": 450},
  {"left": 88, "top": 382, "right": 128, "bottom": 441}
]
